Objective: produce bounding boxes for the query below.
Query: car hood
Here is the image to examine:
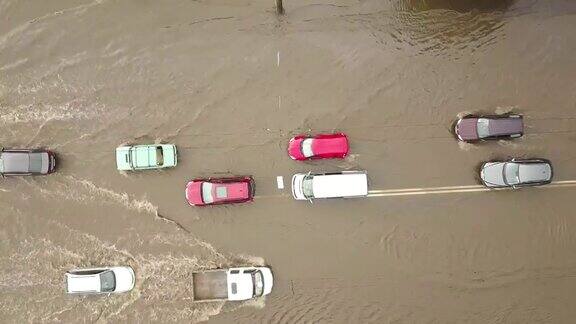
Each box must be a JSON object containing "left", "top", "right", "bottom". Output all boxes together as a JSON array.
[
  {"left": 161, "top": 144, "right": 177, "bottom": 167},
  {"left": 291, "top": 174, "right": 306, "bottom": 200},
  {"left": 288, "top": 137, "right": 305, "bottom": 160},
  {"left": 481, "top": 162, "right": 506, "bottom": 187},
  {"left": 456, "top": 118, "right": 479, "bottom": 141},
  {"left": 215, "top": 182, "right": 250, "bottom": 201},
  {"left": 111, "top": 267, "right": 135, "bottom": 293},
  {"left": 186, "top": 181, "right": 204, "bottom": 205}
]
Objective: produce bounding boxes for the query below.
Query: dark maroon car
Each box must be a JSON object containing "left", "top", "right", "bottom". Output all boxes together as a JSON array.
[{"left": 454, "top": 114, "right": 523, "bottom": 142}]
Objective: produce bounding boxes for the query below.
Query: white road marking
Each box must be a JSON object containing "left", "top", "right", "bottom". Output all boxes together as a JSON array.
[
  {"left": 276, "top": 176, "right": 284, "bottom": 189},
  {"left": 277, "top": 51, "right": 280, "bottom": 66},
  {"left": 367, "top": 180, "right": 576, "bottom": 198},
  {"left": 368, "top": 184, "right": 484, "bottom": 194}
]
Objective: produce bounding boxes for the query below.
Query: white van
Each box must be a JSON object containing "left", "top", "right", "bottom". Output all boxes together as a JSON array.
[
  {"left": 65, "top": 266, "right": 135, "bottom": 295},
  {"left": 291, "top": 171, "right": 368, "bottom": 201}
]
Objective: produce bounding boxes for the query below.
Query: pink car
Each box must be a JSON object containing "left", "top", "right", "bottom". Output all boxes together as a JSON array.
[
  {"left": 287, "top": 133, "right": 349, "bottom": 161},
  {"left": 186, "top": 177, "right": 255, "bottom": 206}
]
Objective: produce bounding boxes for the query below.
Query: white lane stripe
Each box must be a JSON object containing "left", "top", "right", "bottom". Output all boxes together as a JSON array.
[
  {"left": 368, "top": 187, "right": 491, "bottom": 197},
  {"left": 547, "top": 180, "right": 576, "bottom": 185},
  {"left": 367, "top": 180, "right": 576, "bottom": 197},
  {"left": 368, "top": 184, "right": 483, "bottom": 194}
]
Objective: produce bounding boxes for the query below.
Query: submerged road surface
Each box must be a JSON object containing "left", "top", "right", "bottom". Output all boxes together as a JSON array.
[{"left": 2, "top": 0, "right": 576, "bottom": 323}]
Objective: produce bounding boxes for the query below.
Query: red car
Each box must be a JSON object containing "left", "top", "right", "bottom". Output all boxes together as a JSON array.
[
  {"left": 287, "top": 133, "right": 349, "bottom": 161},
  {"left": 185, "top": 176, "right": 255, "bottom": 206}
]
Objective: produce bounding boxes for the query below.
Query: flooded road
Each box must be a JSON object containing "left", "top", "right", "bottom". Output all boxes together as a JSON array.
[{"left": 2, "top": 0, "right": 576, "bottom": 322}]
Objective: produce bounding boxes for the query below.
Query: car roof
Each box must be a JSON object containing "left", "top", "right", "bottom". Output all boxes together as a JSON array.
[
  {"left": 312, "top": 173, "right": 368, "bottom": 198},
  {"left": 312, "top": 136, "right": 348, "bottom": 155},
  {"left": 133, "top": 146, "right": 158, "bottom": 168},
  {"left": 488, "top": 118, "right": 523, "bottom": 136},
  {"left": 0, "top": 152, "right": 30, "bottom": 173},
  {"left": 67, "top": 273, "right": 101, "bottom": 293},
  {"left": 214, "top": 182, "right": 249, "bottom": 201}
]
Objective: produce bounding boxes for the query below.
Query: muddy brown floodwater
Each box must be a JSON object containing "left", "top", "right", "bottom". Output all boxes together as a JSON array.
[{"left": 2, "top": 0, "right": 576, "bottom": 323}]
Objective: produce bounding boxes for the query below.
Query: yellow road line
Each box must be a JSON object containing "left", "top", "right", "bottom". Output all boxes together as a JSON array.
[
  {"left": 367, "top": 180, "right": 576, "bottom": 197},
  {"left": 368, "top": 184, "right": 484, "bottom": 194},
  {"left": 368, "top": 187, "right": 490, "bottom": 197}
]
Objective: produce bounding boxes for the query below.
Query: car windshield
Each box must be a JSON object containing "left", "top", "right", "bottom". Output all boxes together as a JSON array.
[
  {"left": 477, "top": 118, "right": 490, "bottom": 138},
  {"left": 302, "top": 175, "right": 314, "bottom": 199},
  {"left": 504, "top": 163, "right": 520, "bottom": 185},
  {"left": 252, "top": 271, "right": 264, "bottom": 297},
  {"left": 202, "top": 182, "right": 214, "bottom": 204},
  {"left": 125, "top": 148, "right": 133, "bottom": 166},
  {"left": 29, "top": 153, "right": 43, "bottom": 173},
  {"left": 301, "top": 139, "right": 314, "bottom": 158},
  {"left": 100, "top": 271, "right": 116, "bottom": 292},
  {"left": 155, "top": 147, "right": 164, "bottom": 166}
]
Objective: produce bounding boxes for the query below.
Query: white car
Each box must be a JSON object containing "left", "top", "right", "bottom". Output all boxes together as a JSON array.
[{"left": 65, "top": 266, "right": 135, "bottom": 294}]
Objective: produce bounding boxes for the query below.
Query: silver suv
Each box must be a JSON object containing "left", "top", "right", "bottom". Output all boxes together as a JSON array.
[
  {"left": 0, "top": 148, "right": 56, "bottom": 176},
  {"left": 480, "top": 158, "right": 552, "bottom": 188}
]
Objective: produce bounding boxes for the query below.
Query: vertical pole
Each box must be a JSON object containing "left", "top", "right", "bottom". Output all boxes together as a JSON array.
[{"left": 276, "top": 0, "right": 284, "bottom": 15}]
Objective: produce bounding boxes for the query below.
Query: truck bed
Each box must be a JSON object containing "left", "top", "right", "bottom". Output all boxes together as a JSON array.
[{"left": 193, "top": 271, "right": 228, "bottom": 300}]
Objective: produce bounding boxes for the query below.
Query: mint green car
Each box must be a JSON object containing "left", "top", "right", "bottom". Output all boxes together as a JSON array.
[{"left": 116, "top": 144, "right": 177, "bottom": 171}]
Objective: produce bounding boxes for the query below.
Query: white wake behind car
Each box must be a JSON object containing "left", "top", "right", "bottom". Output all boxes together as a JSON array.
[{"left": 66, "top": 266, "right": 135, "bottom": 294}]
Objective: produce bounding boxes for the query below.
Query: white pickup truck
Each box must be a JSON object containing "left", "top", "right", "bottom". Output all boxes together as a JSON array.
[{"left": 192, "top": 267, "right": 273, "bottom": 301}]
